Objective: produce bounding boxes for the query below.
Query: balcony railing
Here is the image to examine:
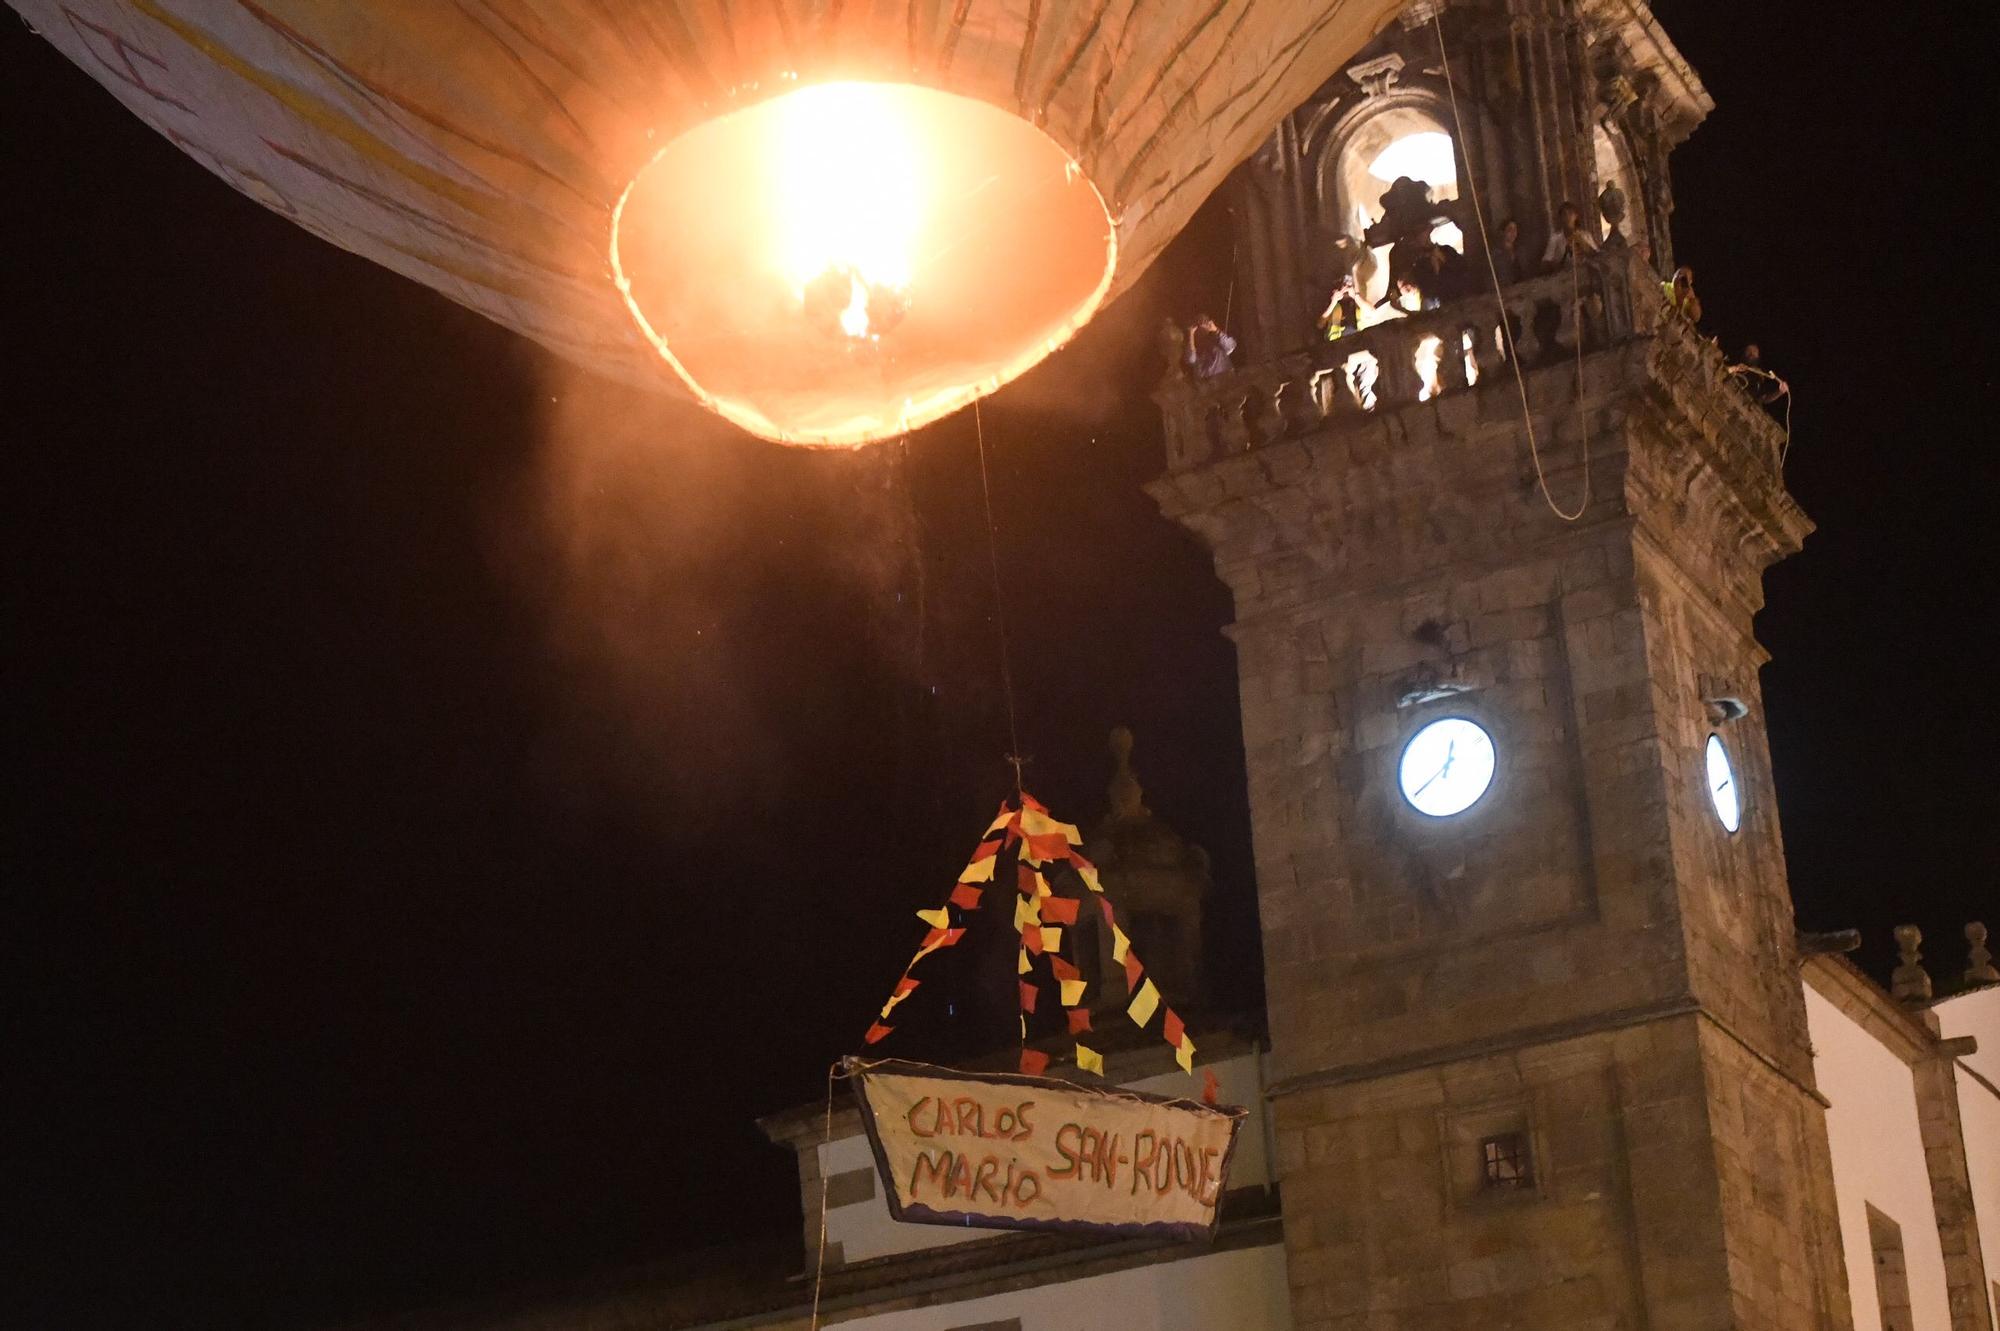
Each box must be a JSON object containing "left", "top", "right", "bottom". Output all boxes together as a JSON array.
[{"left": 1155, "top": 253, "right": 1778, "bottom": 475}]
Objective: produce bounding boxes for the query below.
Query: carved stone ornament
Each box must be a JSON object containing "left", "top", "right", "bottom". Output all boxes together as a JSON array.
[{"left": 1347, "top": 53, "right": 1406, "bottom": 98}]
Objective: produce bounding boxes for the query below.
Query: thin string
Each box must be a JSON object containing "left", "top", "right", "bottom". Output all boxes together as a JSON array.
[
  {"left": 972, "top": 402, "right": 1026, "bottom": 794},
  {"left": 1433, "top": 9, "right": 1589, "bottom": 522},
  {"left": 808, "top": 1060, "right": 840, "bottom": 1330}
]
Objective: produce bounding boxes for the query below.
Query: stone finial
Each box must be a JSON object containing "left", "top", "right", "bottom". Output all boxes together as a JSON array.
[
  {"left": 1107, "top": 727, "right": 1148, "bottom": 821},
  {"left": 1891, "top": 925, "right": 1933, "bottom": 1003},
  {"left": 1966, "top": 922, "right": 1999, "bottom": 986}
]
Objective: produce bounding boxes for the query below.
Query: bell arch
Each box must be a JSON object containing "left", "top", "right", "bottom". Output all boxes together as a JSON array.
[{"left": 1310, "top": 91, "right": 1467, "bottom": 308}]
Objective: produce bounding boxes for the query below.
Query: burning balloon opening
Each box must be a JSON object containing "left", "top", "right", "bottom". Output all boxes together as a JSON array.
[{"left": 612, "top": 82, "right": 1115, "bottom": 447}]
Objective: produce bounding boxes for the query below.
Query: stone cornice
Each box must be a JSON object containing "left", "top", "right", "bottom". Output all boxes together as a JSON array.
[{"left": 1802, "top": 953, "right": 1943, "bottom": 1067}]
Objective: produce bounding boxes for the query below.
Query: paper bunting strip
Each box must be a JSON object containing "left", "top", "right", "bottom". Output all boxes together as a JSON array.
[{"left": 863, "top": 793, "right": 1197, "bottom": 1080}]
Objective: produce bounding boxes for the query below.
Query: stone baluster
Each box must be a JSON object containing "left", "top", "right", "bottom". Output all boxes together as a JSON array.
[
  {"left": 1217, "top": 389, "right": 1253, "bottom": 454},
  {"left": 1250, "top": 379, "right": 1287, "bottom": 445},
  {"left": 1509, "top": 292, "right": 1544, "bottom": 366},
  {"left": 1275, "top": 375, "right": 1317, "bottom": 436},
  {"left": 1435, "top": 319, "right": 1472, "bottom": 395},
  {"left": 1892, "top": 924, "right": 1934, "bottom": 1003},
  {"left": 1373, "top": 322, "right": 1424, "bottom": 407},
  {"left": 1965, "top": 922, "right": 1999, "bottom": 986}
]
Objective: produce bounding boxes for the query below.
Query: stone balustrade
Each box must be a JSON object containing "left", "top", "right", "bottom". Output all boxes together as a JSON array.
[{"left": 1155, "top": 252, "right": 1783, "bottom": 477}]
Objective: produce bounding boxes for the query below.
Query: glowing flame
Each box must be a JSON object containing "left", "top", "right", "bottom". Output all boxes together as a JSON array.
[{"left": 773, "top": 83, "right": 920, "bottom": 340}]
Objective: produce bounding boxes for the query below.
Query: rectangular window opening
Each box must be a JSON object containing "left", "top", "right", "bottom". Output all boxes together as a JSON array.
[
  {"left": 1867, "top": 1202, "right": 1913, "bottom": 1331},
  {"left": 1479, "top": 1132, "right": 1533, "bottom": 1191}
]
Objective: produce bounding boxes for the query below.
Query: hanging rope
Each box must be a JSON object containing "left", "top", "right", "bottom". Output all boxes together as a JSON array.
[
  {"left": 807, "top": 1059, "right": 842, "bottom": 1330},
  {"left": 1432, "top": 9, "right": 1590, "bottom": 523},
  {"left": 972, "top": 402, "right": 1026, "bottom": 794}
]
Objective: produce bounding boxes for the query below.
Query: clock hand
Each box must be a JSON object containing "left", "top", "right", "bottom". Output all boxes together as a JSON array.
[{"left": 1412, "top": 763, "right": 1449, "bottom": 797}]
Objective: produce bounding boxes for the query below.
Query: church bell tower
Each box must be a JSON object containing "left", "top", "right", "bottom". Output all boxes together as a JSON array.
[{"left": 1153, "top": 1, "right": 1852, "bottom": 1326}]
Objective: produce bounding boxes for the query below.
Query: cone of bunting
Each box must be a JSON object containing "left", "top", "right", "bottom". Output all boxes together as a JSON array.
[{"left": 864, "top": 792, "right": 1198, "bottom": 1081}]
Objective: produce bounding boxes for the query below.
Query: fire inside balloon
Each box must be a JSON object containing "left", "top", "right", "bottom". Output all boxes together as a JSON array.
[{"left": 612, "top": 83, "right": 1116, "bottom": 447}]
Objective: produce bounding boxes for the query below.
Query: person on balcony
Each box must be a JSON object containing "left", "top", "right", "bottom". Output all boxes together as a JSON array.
[
  {"left": 1663, "top": 266, "right": 1702, "bottom": 325},
  {"left": 1319, "top": 274, "right": 1363, "bottom": 341},
  {"left": 1729, "top": 343, "right": 1789, "bottom": 415},
  {"left": 1418, "top": 242, "right": 1474, "bottom": 307},
  {"left": 1541, "top": 201, "right": 1598, "bottom": 270},
  {"left": 1185, "top": 316, "right": 1237, "bottom": 379},
  {"left": 1487, "top": 219, "right": 1527, "bottom": 287}
]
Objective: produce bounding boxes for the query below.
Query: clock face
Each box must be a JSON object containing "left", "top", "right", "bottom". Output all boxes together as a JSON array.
[
  {"left": 1705, "top": 734, "right": 1741, "bottom": 833},
  {"left": 1398, "top": 718, "right": 1496, "bottom": 817}
]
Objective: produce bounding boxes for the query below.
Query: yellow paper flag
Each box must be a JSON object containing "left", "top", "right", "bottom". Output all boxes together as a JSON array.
[
  {"left": 916, "top": 907, "right": 950, "bottom": 929},
  {"left": 1076, "top": 863, "right": 1102, "bottom": 893},
  {"left": 1127, "top": 978, "right": 1160, "bottom": 1027},
  {"left": 959, "top": 854, "right": 998, "bottom": 884},
  {"left": 1060, "top": 978, "right": 1087, "bottom": 1007},
  {"left": 1017, "top": 947, "right": 1031, "bottom": 975},
  {"left": 1176, "top": 1034, "right": 1197, "bottom": 1074},
  {"left": 1039, "top": 926, "right": 1063, "bottom": 954},
  {"left": 1014, "top": 895, "right": 1042, "bottom": 931},
  {"left": 1020, "top": 807, "right": 1082, "bottom": 844},
  {"left": 1075, "top": 1043, "right": 1104, "bottom": 1076},
  {"left": 1111, "top": 925, "right": 1131, "bottom": 964}
]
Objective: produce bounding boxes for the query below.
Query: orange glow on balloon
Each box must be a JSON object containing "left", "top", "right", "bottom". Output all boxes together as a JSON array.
[{"left": 612, "top": 82, "right": 1115, "bottom": 447}]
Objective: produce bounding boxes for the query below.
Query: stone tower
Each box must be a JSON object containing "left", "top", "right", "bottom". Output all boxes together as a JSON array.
[{"left": 1152, "top": 2, "right": 1852, "bottom": 1327}]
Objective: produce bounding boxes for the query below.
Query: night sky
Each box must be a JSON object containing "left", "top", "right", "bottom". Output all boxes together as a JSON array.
[{"left": 6, "top": 4, "right": 1995, "bottom": 1327}]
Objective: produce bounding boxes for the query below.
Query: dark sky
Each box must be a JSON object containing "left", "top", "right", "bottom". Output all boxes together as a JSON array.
[{"left": 6, "top": 4, "right": 1995, "bottom": 1327}]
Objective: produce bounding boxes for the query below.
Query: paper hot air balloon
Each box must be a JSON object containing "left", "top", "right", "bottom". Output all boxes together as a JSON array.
[{"left": 15, "top": 1, "right": 1404, "bottom": 445}]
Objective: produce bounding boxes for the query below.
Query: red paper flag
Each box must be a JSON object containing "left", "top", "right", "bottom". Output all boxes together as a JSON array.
[
  {"left": 948, "top": 883, "right": 983, "bottom": 909},
  {"left": 1070, "top": 850, "right": 1097, "bottom": 875},
  {"left": 1041, "top": 896, "right": 1080, "bottom": 925},
  {"left": 969, "top": 837, "right": 1001, "bottom": 863},
  {"left": 1203, "top": 1069, "right": 1221, "bottom": 1105},
  {"left": 1067, "top": 1007, "right": 1092, "bottom": 1034},
  {"left": 1019, "top": 1047, "right": 1050, "bottom": 1076},
  {"left": 1020, "top": 791, "right": 1050, "bottom": 814},
  {"left": 1099, "top": 897, "right": 1116, "bottom": 924},
  {"left": 1018, "top": 980, "right": 1039, "bottom": 1013},
  {"left": 895, "top": 977, "right": 919, "bottom": 997},
  {"left": 1049, "top": 954, "right": 1080, "bottom": 983},
  {"left": 1025, "top": 832, "right": 1070, "bottom": 862},
  {"left": 865, "top": 1022, "right": 893, "bottom": 1044},
  {"left": 1124, "top": 953, "right": 1144, "bottom": 989},
  {"left": 1163, "top": 1008, "right": 1186, "bottom": 1049},
  {"left": 944, "top": 928, "right": 965, "bottom": 946}
]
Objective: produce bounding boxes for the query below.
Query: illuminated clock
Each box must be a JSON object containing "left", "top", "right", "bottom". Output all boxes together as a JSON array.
[
  {"left": 1705, "top": 734, "right": 1741, "bottom": 833},
  {"left": 1398, "top": 718, "right": 1496, "bottom": 818}
]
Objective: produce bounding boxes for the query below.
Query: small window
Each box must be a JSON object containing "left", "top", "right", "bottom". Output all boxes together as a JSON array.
[
  {"left": 1867, "top": 1204, "right": 1913, "bottom": 1331},
  {"left": 1480, "top": 1133, "right": 1533, "bottom": 1190}
]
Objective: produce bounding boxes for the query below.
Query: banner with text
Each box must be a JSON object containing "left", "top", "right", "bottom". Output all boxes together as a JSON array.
[{"left": 849, "top": 1059, "right": 1244, "bottom": 1240}]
